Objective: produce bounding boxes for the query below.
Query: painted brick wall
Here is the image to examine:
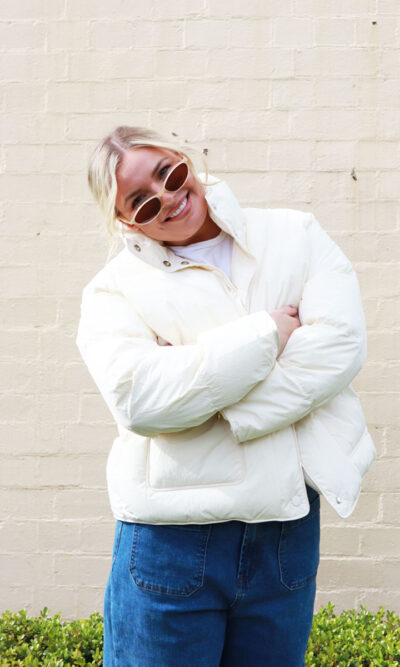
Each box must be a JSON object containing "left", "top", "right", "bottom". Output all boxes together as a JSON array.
[{"left": 1, "top": 1, "right": 399, "bottom": 619}]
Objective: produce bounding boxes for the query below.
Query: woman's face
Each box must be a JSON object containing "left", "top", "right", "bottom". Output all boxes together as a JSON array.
[{"left": 115, "top": 146, "right": 219, "bottom": 246}]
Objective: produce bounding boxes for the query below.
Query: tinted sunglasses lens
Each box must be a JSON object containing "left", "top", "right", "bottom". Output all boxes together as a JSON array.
[
  {"left": 165, "top": 162, "right": 188, "bottom": 191},
  {"left": 135, "top": 197, "right": 161, "bottom": 225}
]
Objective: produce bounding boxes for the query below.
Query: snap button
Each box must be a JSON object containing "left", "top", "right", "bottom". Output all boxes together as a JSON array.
[
  {"left": 181, "top": 260, "right": 190, "bottom": 265},
  {"left": 163, "top": 260, "right": 171, "bottom": 267},
  {"left": 134, "top": 244, "right": 141, "bottom": 252},
  {"left": 336, "top": 497, "right": 342, "bottom": 504},
  {"left": 292, "top": 495, "right": 301, "bottom": 507}
]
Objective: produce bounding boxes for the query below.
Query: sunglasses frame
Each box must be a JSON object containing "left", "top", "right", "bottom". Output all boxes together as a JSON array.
[{"left": 118, "top": 157, "right": 190, "bottom": 228}]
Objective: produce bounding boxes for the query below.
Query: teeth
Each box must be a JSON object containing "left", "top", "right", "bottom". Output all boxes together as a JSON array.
[{"left": 169, "top": 196, "right": 187, "bottom": 218}]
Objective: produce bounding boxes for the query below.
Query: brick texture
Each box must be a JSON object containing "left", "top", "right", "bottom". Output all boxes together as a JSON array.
[{"left": 1, "top": 1, "right": 399, "bottom": 620}]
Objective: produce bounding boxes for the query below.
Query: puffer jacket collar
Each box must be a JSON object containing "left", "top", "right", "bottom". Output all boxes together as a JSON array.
[{"left": 122, "top": 175, "right": 248, "bottom": 272}]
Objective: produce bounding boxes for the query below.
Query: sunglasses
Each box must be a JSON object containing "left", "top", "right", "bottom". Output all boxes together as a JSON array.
[{"left": 118, "top": 158, "right": 190, "bottom": 227}]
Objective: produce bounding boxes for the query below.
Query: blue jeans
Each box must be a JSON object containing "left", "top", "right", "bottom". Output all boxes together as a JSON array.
[{"left": 104, "top": 485, "right": 320, "bottom": 666}]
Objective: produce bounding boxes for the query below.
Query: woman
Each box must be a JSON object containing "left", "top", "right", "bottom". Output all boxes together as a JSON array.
[{"left": 77, "top": 126, "right": 376, "bottom": 666}]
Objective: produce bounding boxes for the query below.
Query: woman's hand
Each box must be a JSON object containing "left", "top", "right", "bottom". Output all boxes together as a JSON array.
[
  {"left": 161, "top": 307, "right": 300, "bottom": 356},
  {"left": 269, "top": 305, "right": 301, "bottom": 356}
]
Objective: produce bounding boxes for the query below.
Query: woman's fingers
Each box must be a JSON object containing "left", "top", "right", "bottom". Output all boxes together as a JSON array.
[
  {"left": 270, "top": 305, "right": 298, "bottom": 317},
  {"left": 269, "top": 306, "right": 301, "bottom": 355},
  {"left": 281, "top": 305, "right": 298, "bottom": 313}
]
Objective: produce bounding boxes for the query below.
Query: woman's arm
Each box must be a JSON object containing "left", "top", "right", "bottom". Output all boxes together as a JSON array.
[
  {"left": 221, "top": 214, "right": 367, "bottom": 442},
  {"left": 76, "top": 282, "right": 279, "bottom": 437}
]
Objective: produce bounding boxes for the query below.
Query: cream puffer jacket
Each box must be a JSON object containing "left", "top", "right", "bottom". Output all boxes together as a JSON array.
[{"left": 76, "top": 176, "right": 376, "bottom": 523}]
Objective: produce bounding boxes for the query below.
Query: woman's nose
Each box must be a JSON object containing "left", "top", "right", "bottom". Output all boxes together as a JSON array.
[
  {"left": 158, "top": 189, "right": 175, "bottom": 206},
  {"left": 158, "top": 191, "right": 178, "bottom": 219},
  {"left": 148, "top": 181, "right": 161, "bottom": 196},
  {"left": 149, "top": 183, "right": 171, "bottom": 200}
]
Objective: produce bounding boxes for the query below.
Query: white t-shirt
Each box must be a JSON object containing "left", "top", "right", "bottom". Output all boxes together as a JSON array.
[{"left": 170, "top": 230, "right": 234, "bottom": 281}]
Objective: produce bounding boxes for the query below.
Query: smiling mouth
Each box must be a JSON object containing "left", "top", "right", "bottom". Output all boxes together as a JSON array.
[{"left": 165, "top": 194, "right": 189, "bottom": 221}]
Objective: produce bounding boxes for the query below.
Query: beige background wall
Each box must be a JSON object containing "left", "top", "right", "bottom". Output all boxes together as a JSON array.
[{"left": 1, "top": 1, "right": 399, "bottom": 620}]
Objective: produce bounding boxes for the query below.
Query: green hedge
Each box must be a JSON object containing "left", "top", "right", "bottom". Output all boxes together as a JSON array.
[
  {"left": 306, "top": 603, "right": 400, "bottom": 666},
  {"left": 0, "top": 608, "right": 102, "bottom": 666},
  {"left": 0, "top": 603, "right": 399, "bottom": 666}
]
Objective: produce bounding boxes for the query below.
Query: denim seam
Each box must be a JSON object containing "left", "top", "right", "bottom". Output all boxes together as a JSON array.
[
  {"left": 111, "top": 521, "right": 123, "bottom": 572},
  {"left": 278, "top": 500, "right": 320, "bottom": 591},
  {"left": 228, "top": 524, "right": 251, "bottom": 609}
]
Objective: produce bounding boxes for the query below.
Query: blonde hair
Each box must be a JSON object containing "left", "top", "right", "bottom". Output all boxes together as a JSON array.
[{"left": 88, "top": 126, "right": 212, "bottom": 239}]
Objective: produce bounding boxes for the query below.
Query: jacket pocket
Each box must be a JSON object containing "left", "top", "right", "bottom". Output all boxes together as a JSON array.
[
  {"left": 130, "top": 523, "right": 211, "bottom": 597},
  {"left": 278, "top": 492, "right": 320, "bottom": 591},
  {"left": 147, "top": 415, "right": 245, "bottom": 490}
]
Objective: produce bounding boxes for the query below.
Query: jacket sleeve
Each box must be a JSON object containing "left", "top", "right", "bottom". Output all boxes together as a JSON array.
[
  {"left": 221, "top": 213, "right": 367, "bottom": 442},
  {"left": 76, "top": 279, "right": 280, "bottom": 437}
]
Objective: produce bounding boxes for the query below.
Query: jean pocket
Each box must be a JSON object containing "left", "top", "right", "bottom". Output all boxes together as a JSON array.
[
  {"left": 130, "top": 524, "right": 211, "bottom": 597},
  {"left": 278, "top": 494, "right": 320, "bottom": 591}
]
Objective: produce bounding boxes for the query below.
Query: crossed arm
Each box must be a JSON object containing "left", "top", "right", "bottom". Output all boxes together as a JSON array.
[
  {"left": 222, "top": 214, "right": 366, "bottom": 441},
  {"left": 77, "top": 290, "right": 280, "bottom": 437},
  {"left": 77, "top": 215, "right": 366, "bottom": 440}
]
